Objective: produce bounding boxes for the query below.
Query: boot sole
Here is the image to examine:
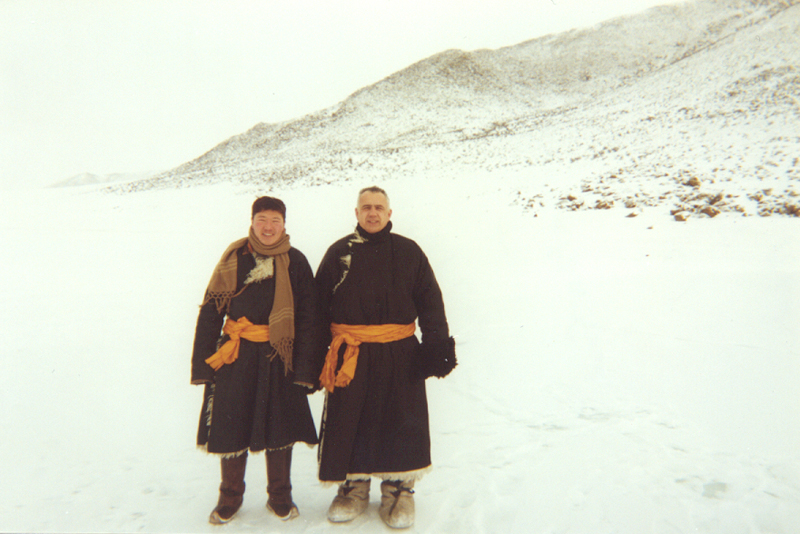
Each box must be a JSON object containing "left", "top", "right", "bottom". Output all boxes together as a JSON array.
[
  {"left": 327, "top": 500, "right": 369, "bottom": 522},
  {"left": 267, "top": 502, "right": 299, "bottom": 521},
  {"left": 379, "top": 510, "right": 414, "bottom": 529},
  {"left": 327, "top": 506, "right": 368, "bottom": 523},
  {"left": 208, "top": 511, "right": 236, "bottom": 525}
]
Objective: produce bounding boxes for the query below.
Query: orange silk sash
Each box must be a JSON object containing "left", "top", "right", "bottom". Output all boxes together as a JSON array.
[
  {"left": 320, "top": 323, "right": 416, "bottom": 393},
  {"left": 205, "top": 316, "right": 270, "bottom": 371}
]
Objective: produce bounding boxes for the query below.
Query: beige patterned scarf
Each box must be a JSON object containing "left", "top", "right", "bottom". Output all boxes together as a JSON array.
[{"left": 202, "top": 227, "right": 294, "bottom": 371}]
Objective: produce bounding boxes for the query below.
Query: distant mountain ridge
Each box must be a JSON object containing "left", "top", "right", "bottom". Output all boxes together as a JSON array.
[
  {"left": 51, "top": 170, "right": 158, "bottom": 188},
  {"left": 108, "top": 0, "right": 800, "bottom": 218}
]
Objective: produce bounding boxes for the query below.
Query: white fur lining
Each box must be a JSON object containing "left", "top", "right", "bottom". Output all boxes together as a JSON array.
[
  {"left": 196, "top": 445, "right": 250, "bottom": 459},
  {"left": 204, "top": 384, "right": 214, "bottom": 428},
  {"left": 196, "top": 441, "right": 315, "bottom": 458},
  {"left": 319, "top": 465, "right": 433, "bottom": 487},
  {"left": 244, "top": 254, "right": 274, "bottom": 284},
  {"left": 331, "top": 230, "right": 365, "bottom": 294}
]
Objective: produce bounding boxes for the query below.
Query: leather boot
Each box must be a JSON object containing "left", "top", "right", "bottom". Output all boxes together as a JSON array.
[
  {"left": 209, "top": 453, "right": 247, "bottom": 524},
  {"left": 266, "top": 447, "right": 298, "bottom": 521},
  {"left": 379, "top": 480, "right": 415, "bottom": 529},
  {"left": 327, "top": 479, "right": 371, "bottom": 523}
]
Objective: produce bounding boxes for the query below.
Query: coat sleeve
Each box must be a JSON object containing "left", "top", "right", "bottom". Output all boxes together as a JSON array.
[
  {"left": 412, "top": 247, "right": 456, "bottom": 379},
  {"left": 191, "top": 296, "right": 224, "bottom": 385},
  {"left": 314, "top": 244, "right": 341, "bottom": 358},
  {"left": 289, "top": 250, "right": 323, "bottom": 386},
  {"left": 413, "top": 248, "right": 449, "bottom": 343}
]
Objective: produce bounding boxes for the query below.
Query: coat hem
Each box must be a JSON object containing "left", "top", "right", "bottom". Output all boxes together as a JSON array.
[
  {"left": 197, "top": 440, "right": 316, "bottom": 457},
  {"left": 196, "top": 445, "right": 250, "bottom": 459},
  {"left": 319, "top": 465, "right": 432, "bottom": 486}
]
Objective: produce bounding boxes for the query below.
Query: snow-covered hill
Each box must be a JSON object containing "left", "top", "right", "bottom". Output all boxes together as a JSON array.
[
  {"left": 1, "top": 1, "right": 799, "bottom": 532},
  {"left": 109, "top": 0, "right": 800, "bottom": 221},
  {"left": 50, "top": 170, "right": 160, "bottom": 188}
]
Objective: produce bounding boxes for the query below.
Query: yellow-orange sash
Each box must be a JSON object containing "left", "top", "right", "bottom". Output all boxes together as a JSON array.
[
  {"left": 319, "top": 323, "right": 416, "bottom": 392},
  {"left": 205, "top": 316, "right": 270, "bottom": 371}
]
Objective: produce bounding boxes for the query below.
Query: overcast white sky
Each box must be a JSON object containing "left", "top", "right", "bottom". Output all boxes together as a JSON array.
[{"left": 1, "top": 0, "right": 681, "bottom": 189}]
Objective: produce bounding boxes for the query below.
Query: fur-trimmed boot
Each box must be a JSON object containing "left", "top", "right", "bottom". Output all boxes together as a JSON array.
[
  {"left": 208, "top": 453, "right": 248, "bottom": 525},
  {"left": 327, "top": 479, "right": 371, "bottom": 523},
  {"left": 378, "top": 480, "right": 415, "bottom": 529},
  {"left": 266, "top": 447, "right": 299, "bottom": 521}
]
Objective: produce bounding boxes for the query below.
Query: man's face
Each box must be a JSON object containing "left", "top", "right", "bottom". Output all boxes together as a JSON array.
[
  {"left": 251, "top": 209, "right": 285, "bottom": 246},
  {"left": 355, "top": 191, "right": 392, "bottom": 234}
]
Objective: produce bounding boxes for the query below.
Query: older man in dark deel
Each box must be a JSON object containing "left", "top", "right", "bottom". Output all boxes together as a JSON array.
[{"left": 315, "top": 186, "right": 456, "bottom": 529}]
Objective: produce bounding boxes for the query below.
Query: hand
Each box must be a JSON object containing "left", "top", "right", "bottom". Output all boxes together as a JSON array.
[{"left": 411, "top": 337, "right": 457, "bottom": 381}]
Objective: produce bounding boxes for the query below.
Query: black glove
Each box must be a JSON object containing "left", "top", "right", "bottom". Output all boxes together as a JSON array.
[{"left": 411, "top": 337, "right": 457, "bottom": 381}]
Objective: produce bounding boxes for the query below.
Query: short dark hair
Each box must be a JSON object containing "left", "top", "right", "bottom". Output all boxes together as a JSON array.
[
  {"left": 252, "top": 196, "right": 286, "bottom": 220},
  {"left": 357, "top": 186, "right": 390, "bottom": 207}
]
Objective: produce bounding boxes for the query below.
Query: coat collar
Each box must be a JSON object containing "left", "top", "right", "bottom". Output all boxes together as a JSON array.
[{"left": 355, "top": 221, "right": 392, "bottom": 244}]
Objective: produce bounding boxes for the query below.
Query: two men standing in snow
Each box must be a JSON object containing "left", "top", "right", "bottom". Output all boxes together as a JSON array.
[{"left": 190, "top": 187, "right": 455, "bottom": 528}]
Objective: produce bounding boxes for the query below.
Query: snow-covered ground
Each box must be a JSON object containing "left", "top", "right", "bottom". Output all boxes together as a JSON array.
[
  {"left": 3, "top": 3, "right": 799, "bottom": 531},
  {"left": 1, "top": 172, "right": 798, "bottom": 533}
]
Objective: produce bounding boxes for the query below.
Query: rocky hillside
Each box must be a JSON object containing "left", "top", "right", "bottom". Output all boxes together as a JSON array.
[{"left": 110, "top": 0, "right": 800, "bottom": 219}]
